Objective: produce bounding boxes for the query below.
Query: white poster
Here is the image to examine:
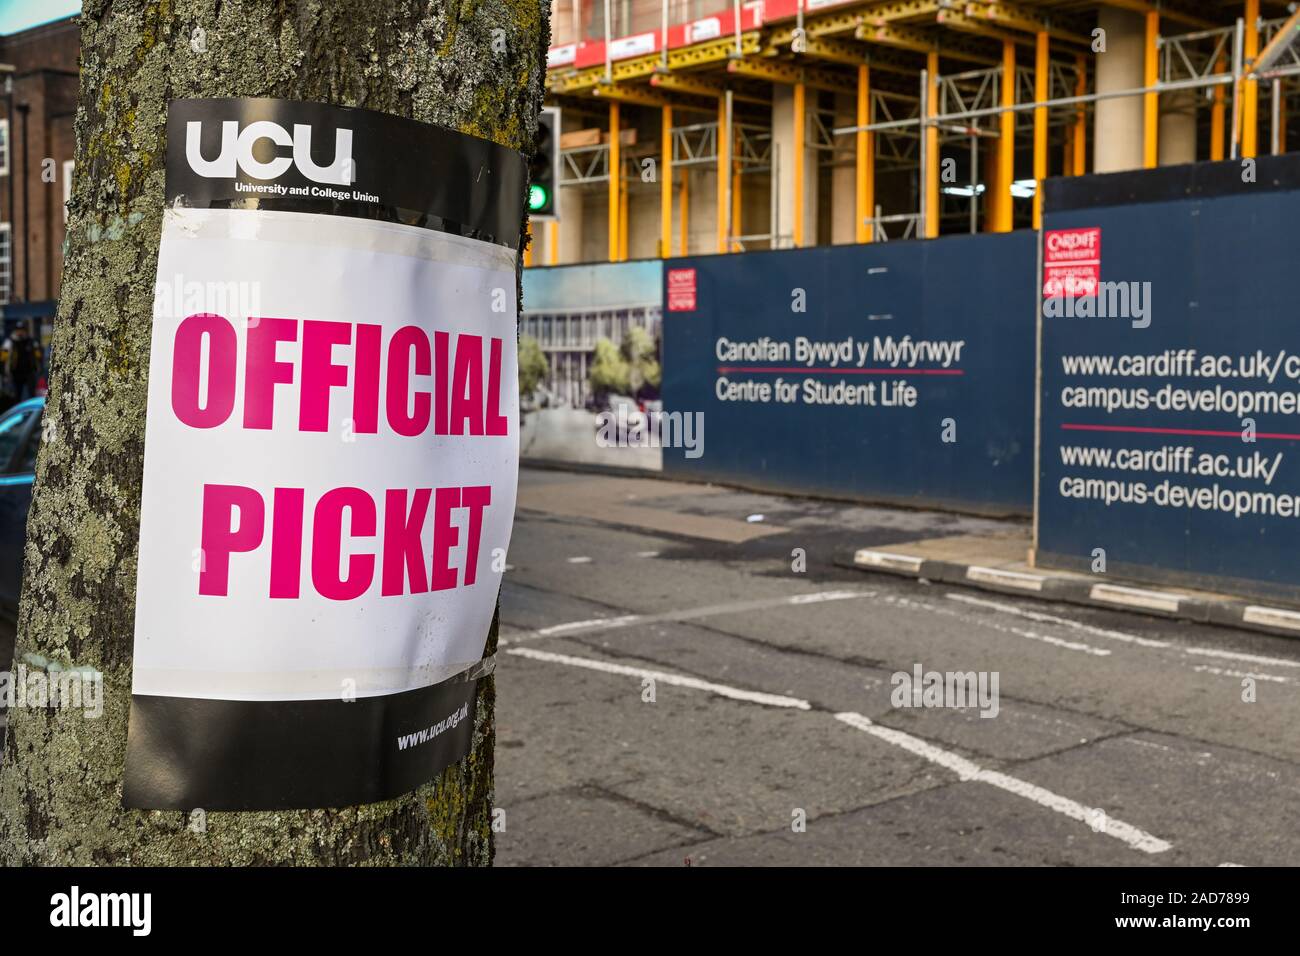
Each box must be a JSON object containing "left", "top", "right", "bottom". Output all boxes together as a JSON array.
[{"left": 123, "top": 98, "right": 525, "bottom": 810}]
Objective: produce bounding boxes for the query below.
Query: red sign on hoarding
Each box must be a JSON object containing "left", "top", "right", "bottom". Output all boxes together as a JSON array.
[
  {"left": 668, "top": 268, "right": 697, "bottom": 312},
  {"left": 1043, "top": 226, "right": 1100, "bottom": 298}
]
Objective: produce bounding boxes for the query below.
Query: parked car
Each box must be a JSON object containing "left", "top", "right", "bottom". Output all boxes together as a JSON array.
[{"left": 0, "top": 397, "right": 44, "bottom": 617}]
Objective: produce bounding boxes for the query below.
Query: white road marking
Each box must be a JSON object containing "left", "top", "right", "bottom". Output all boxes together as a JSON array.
[
  {"left": 635, "top": 550, "right": 660, "bottom": 558},
  {"left": 567, "top": 556, "right": 593, "bottom": 564},
  {"left": 501, "top": 589, "right": 874, "bottom": 646},
  {"left": 946, "top": 593, "right": 1170, "bottom": 648},
  {"left": 1180, "top": 645, "right": 1300, "bottom": 669},
  {"left": 1192, "top": 664, "right": 1292, "bottom": 684},
  {"left": 834, "top": 712, "right": 1172, "bottom": 855},
  {"left": 881, "top": 593, "right": 1110, "bottom": 656},
  {"left": 507, "top": 646, "right": 811, "bottom": 710},
  {"left": 505, "top": 634, "right": 1170, "bottom": 855},
  {"left": 535, "top": 615, "right": 642, "bottom": 637},
  {"left": 946, "top": 592, "right": 1300, "bottom": 670},
  {"left": 787, "top": 590, "right": 868, "bottom": 605},
  {"left": 1004, "top": 628, "right": 1109, "bottom": 655}
]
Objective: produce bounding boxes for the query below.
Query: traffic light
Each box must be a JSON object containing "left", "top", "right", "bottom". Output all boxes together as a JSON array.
[{"left": 529, "top": 106, "right": 560, "bottom": 221}]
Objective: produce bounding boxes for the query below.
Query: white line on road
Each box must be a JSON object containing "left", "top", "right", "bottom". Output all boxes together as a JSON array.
[
  {"left": 535, "top": 615, "right": 642, "bottom": 637},
  {"left": 834, "top": 712, "right": 1173, "bottom": 855},
  {"left": 501, "top": 589, "right": 874, "bottom": 646},
  {"left": 1192, "top": 664, "right": 1292, "bottom": 684},
  {"left": 1180, "top": 644, "right": 1300, "bottom": 669},
  {"left": 1003, "top": 628, "right": 1111, "bottom": 656},
  {"left": 946, "top": 593, "right": 1171, "bottom": 648},
  {"left": 504, "top": 641, "right": 1169, "bottom": 855},
  {"left": 880, "top": 594, "right": 1110, "bottom": 656},
  {"left": 787, "top": 590, "right": 869, "bottom": 605},
  {"left": 946, "top": 592, "right": 1300, "bottom": 670},
  {"left": 506, "top": 646, "right": 812, "bottom": 710}
]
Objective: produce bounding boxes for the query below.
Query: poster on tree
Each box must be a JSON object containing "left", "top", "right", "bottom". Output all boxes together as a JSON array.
[{"left": 122, "top": 98, "right": 525, "bottom": 810}]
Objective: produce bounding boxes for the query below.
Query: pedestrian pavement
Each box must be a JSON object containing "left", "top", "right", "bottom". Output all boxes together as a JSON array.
[{"left": 518, "top": 470, "right": 788, "bottom": 543}]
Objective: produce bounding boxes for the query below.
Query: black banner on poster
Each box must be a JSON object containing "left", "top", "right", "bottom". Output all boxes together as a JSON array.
[
  {"left": 166, "top": 97, "right": 526, "bottom": 244},
  {"left": 123, "top": 675, "right": 480, "bottom": 811}
]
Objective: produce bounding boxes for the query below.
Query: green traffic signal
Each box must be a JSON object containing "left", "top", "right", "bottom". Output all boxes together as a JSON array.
[{"left": 528, "top": 183, "right": 550, "bottom": 213}]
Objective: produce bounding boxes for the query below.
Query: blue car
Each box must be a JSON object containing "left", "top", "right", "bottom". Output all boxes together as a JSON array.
[{"left": 0, "top": 397, "right": 44, "bottom": 618}]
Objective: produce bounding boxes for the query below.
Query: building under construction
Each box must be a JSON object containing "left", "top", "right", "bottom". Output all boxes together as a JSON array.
[{"left": 530, "top": 0, "right": 1300, "bottom": 265}]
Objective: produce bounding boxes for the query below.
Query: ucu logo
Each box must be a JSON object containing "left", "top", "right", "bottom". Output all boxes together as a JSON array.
[{"left": 185, "top": 120, "right": 354, "bottom": 185}]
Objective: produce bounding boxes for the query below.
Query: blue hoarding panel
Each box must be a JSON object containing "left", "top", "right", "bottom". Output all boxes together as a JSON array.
[
  {"left": 1038, "top": 160, "right": 1300, "bottom": 600},
  {"left": 661, "top": 232, "right": 1037, "bottom": 515}
]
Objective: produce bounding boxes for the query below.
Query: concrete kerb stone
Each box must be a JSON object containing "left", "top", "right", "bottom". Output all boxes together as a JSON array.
[{"left": 845, "top": 548, "right": 1300, "bottom": 641}]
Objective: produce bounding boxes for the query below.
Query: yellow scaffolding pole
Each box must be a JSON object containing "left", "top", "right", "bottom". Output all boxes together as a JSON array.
[
  {"left": 1073, "top": 54, "right": 1087, "bottom": 175},
  {"left": 717, "top": 96, "right": 730, "bottom": 254},
  {"left": 732, "top": 161, "right": 742, "bottom": 251},
  {"left": 547, "top": 220, "right": 558, "bottom": 266},
  {"left": 524, "top": 221, "right": 533, "bottom": 267},
  {"left": 856, "top": 63, "right": 873, "bottom": 243},
  {"left": 793, "top": 81, "right": 807, "bottom": 247},
  {"left": 1033, "top": 31, "right": 1048, "bottom": 228},
  {"left": 661, "top": 104, "right": 673, "bottom": 258},
  {"left": 620, "top": 174, "right": 629, "bottom": 261},
  {"left": 1243, "top": 0, "right": 1260, "bottom": 158},
  {"left": 1212, "top": 54, "right": 1227, "bottom": 161},
  {"left": 608, "top": 101, "right": 620, "bottom": 262},
  {"left": 996, "top": 40, "right": 1014, "bottom": 233},
  {"left": 925, "top": 50, "right": 940, "bottom": 239},
  {"left": 1143, "top": 10, "right": 1159, "bottom": 168}
]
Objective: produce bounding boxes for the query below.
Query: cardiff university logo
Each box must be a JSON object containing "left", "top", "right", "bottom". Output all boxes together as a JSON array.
[{"left": 185, "top": 120, "right": 354, "bottom": 185}]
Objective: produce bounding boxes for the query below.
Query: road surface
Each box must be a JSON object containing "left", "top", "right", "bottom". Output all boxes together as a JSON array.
[{"left": 495, "top": 467, "right": 1300, "bottom": 866}]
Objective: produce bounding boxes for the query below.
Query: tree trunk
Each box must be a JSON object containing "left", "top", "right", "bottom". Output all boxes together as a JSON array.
[{"left": 0, "top": 0, "right": 547, "bottom": 865}]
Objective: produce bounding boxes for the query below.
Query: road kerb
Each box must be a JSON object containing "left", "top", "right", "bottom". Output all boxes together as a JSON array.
[{"left": 847, "top": 548, "right": 1300, "bottom": 641}]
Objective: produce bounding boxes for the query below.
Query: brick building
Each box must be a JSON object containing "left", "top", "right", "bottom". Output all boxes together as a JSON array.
[{"left": 0, "top": 14, "right": 78, "bottom": 328}]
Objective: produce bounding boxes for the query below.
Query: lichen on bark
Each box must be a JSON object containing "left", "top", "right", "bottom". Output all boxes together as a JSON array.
[{"left": 0, "top": 0, "right": 548, "bottom": 865}]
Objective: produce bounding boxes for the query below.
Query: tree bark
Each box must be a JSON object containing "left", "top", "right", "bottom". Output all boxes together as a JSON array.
[{"left": 0, "top": 0, "right": 547, "bottom": 865}]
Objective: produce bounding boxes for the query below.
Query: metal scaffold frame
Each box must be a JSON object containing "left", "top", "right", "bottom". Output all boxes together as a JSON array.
[{"left": 541, "top": 2, "right": 1300, "bottom": 260}]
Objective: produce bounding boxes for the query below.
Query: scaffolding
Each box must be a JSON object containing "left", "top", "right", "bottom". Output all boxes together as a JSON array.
[{"left": 542, "top": 1, "right": 1300, "bottom": 262}]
